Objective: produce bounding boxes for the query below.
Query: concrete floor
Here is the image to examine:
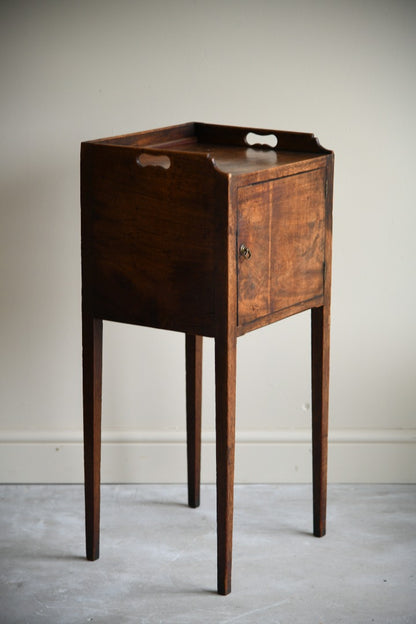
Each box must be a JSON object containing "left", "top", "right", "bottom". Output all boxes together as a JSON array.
[{"left": 0, "top": 484, "right": 415, "bottom": 624}]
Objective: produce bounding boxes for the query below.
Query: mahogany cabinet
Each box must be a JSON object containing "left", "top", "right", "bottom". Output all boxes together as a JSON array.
[{"left": 81, "top": 122, "right": 334, "bottom": 594}]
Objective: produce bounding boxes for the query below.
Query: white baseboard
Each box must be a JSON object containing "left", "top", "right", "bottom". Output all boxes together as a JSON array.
[{"left": 1, "top": 429, "right": 415, "bottom": 484}]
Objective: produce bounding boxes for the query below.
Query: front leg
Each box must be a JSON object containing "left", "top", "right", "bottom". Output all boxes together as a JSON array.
[
  {"left": 311, "top": 305, "right": 330, "bottom": 537},
  {"left": 215, "top": 330, "right": 237, "bottom": 595}
]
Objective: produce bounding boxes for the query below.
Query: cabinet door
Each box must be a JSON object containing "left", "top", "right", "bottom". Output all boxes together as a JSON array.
[{"left": 237, "top": 167, "right": 326, "bottom": 326}]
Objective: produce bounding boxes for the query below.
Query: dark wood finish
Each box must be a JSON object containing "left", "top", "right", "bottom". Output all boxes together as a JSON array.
[
  {"left": 311, "top": 153, "right": 334, "bottom": 537},
  {"left": 81, "top": 143, "right": 228, "bottom": 336},
  {"left": 194, "top": 122, "right": 332, "bottom": 154},
  {"left": 213, "top": 176, "right": 238, "bottom": 595},
  {"left": 81, "top": 122, "right": 334, "bottom": 594},
  {"left": 311, "top": 305, "right": 330, "bottom": 536},
  {"left": 185, "top": 334, "right": 203, "bottom": 508},
  {"left": 215, "top": 331, "right": 237, "bottom": 595},
  {"left": 82, "top": 314, "right": 102, "bottom": 561}
]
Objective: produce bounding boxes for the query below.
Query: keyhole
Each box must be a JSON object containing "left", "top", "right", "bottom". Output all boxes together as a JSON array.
[{"left": 239, "top": 243, "right": 252, "bottom": 260}]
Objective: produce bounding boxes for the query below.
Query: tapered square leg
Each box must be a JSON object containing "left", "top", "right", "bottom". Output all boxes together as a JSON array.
[
  {"left": 82, "top": 314, "right": 103, "bottom": 561},
  {"left": 215, "top": 332, "right": 237, "bottom": 595},
  {"left": 311, "top": 305, "right": 330, "bottom": 537},
  {"left": 186, "top": 334, "right": 203, "bottom": 508}
]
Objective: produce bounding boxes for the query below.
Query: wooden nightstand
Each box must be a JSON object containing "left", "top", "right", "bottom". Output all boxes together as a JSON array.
[{"left": 81, "top": 122, "right": 334, "bottom": 594}]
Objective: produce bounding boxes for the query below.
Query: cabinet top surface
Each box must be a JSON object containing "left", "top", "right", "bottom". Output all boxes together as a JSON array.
[
  {"left": 85, "top": 122, "right": 332, "bottom": 178},
  {"left": 155, "top": 142, "right": 324, "bottom": 175}
]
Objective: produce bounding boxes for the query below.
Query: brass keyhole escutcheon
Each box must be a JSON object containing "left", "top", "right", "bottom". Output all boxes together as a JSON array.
[{"left": 239, "top": 243, "right": 252, "bottom": 260}]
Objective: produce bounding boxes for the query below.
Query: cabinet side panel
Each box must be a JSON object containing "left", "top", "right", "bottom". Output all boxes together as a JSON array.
[{"left": 81, "top": 144, "right": 224, "bottom": 335}]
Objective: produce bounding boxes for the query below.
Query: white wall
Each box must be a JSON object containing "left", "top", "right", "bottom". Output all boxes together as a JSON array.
[{"left": 1, "top": 0, "right": 415, "bottom": 483}]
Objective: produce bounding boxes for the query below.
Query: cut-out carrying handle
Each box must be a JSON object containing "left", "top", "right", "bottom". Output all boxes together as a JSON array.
[
  {"left": 133, "top": 148, "right": 220, "bottom": 176},
  {"left": 194, "top": 123, "right": 331, "bottom": 154},
  {"left": 136, "top": 152, "right": 171, "bottom": 169},
  {"left": 245, "top": 132, "right": 278, "bottom": 149}
]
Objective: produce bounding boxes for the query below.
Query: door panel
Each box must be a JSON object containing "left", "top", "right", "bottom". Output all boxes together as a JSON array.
[{"left": 238, "top": 168, "right": 326, "bottom": 325}]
